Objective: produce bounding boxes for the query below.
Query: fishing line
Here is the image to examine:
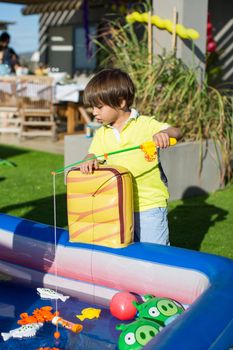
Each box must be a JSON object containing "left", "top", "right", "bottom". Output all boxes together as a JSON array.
[
  {"left": 52, "top": 172, "right": 59, "bottom": 337},
  {"left": 90, "top": 173, "right": 121, "bottom": 304}
]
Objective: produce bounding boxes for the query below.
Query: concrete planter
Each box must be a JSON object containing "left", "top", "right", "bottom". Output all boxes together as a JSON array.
[
  {"left": 64, "top": 136, "right": 223, "bottom": 201},
  {"left": 160, "top": 139, "right": 223, "bottom": 200}
]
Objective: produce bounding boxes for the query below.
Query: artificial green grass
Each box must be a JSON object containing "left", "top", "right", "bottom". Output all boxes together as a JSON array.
[
  {"left": 0, "top": 144, "right": 67, "bottom": 227},
  {"left": 0, "top": 144, "right": 232, "bottom": 260}
]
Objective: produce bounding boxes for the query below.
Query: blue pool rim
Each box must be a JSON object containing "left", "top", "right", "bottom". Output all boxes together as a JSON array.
[{"left": 0, "top": 213, "right": 233, "bottom": 350}]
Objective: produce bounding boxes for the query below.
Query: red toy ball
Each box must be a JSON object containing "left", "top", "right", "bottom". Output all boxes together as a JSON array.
[{"left": 110, "top": 292, "right": 137, "bottom": 321}]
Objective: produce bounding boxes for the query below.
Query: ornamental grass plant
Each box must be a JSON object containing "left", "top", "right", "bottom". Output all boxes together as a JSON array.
[{"left": 95, "top": 19, "right": 233, "bottom": 183}]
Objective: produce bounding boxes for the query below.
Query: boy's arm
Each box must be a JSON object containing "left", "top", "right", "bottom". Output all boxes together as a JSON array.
[{"left": 153, "top": 126, "right": 182, "bottom": 148}]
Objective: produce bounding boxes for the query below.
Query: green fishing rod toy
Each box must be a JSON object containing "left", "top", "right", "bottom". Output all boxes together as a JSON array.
[{"left": 52, "top": 138, "right": 177, "bottom": 175}]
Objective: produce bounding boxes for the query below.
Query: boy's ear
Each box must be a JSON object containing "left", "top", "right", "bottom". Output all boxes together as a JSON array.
[{"left": 119, "top": 99, "right": 127, "bottom": 109}]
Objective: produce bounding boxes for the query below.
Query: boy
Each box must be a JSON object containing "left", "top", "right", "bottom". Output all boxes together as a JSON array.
[{"left": 80, "top": 68, "right": 182, "bottom": 245}]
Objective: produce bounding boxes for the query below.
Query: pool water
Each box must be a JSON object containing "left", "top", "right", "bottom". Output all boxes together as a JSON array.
[{"left": 0, "top": 280, "right": 121, "bottom": 350}]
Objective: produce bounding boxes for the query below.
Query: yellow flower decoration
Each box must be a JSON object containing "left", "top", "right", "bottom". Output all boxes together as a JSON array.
[{"left": 126, "top": 11, "right": 200, "bottom": 40}]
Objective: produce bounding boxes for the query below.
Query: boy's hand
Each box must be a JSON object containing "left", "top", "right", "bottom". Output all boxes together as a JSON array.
[
  {"left": 153, "top": 131, "right": 170, "bottom": 148},
  {"left": 79, "top": 154, "right": 99, "bottom": 174}
]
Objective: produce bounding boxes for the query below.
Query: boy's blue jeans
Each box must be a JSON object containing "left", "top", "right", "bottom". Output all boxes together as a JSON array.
[{"left": 134, "top": 207, "right": 170, "bottom": 245}]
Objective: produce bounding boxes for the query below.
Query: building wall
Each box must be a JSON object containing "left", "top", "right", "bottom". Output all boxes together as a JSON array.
[
  {"left": 39, "top": 1, "right": 233, "bottom": 82},
  {"left": 48, "top": 26, "right": 73, "bottom": 75},
  {"left": 152, "top": 0, "right": 208, "bottom": 81},
  {"left": 209, "top": 0, "right": 233, "bottom": 84},
  {"left": 39, "top": 6, "right": 106, "bottom": 75}
]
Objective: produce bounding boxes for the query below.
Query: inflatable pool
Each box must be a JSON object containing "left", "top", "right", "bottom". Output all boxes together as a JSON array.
[{"left": 0, "top": 213, "right": 233, "bottom": 349}]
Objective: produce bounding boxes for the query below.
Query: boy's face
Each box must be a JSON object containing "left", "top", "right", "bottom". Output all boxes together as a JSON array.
[{"left": 92, "top": 104, "right": 120, "bottom": 125}]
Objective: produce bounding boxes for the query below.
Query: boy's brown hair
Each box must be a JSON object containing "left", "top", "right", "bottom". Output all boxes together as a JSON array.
[{"left": 83, "top": 68, "right": 135, "bottom": 109}]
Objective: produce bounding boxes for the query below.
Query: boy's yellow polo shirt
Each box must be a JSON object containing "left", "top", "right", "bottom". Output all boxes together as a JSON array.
[{"left": 89, "top": 111, "right": 170, "bottom": 212}]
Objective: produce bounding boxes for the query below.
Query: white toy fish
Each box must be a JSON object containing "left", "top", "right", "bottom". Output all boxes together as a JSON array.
[
  {"left": 37, "top": 288, "right": 70, "bottom": 302},
  {"left": 1, "top": 322, "right": 43, "bottom": 341}
]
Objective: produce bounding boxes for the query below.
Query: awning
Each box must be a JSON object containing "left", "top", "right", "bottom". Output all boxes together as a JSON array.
[
  {"left": 22, "top": 0, "right": 83, "bottom": 15},
  {"left": 0, "top": 0, "right": 61, "bottom": 4},
  {"left": 0, "top": 20, "right": 15, "bottom": 30}
]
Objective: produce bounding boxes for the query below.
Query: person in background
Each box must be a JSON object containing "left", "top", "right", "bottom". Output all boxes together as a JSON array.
[
  {"left": 0, "top": 31, "right": 20, "bottom": 73},
  {"left": 79, "top": 68, "right": 182, "bottom": 245}
]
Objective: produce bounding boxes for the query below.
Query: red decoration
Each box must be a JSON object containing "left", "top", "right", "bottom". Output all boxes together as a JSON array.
[
  {"left": 207, "top": 41, "right": 217, "bottom": 53},
  {"left": 207, "top": 22, "right": 212, "bottom": 35},
  {"left": 207, "top": 13, "right": 217, "bottom": 53}
]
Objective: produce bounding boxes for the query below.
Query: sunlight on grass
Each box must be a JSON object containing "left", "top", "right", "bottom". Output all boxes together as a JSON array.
[{"left": 0, "top": 144, "right": 67, "bottom": 227}]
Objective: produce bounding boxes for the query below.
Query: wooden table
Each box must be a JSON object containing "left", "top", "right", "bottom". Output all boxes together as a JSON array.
[
  {"left": 54, "top": 82, "right": 91, "bottom": 134},
  {"left": 56, "top": 102, "right": 92, "bottom": 134},
  {"left": 0, "top": 77, "right": 92, "bottom": 136}
]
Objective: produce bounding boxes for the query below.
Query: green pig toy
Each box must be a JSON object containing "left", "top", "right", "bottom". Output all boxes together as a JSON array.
[
  {"left": 133, "top": 295, "right": 185, "bottom": 327},
  {"left": 116, "top": 318, "right": 163, "bottom": 350}
]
